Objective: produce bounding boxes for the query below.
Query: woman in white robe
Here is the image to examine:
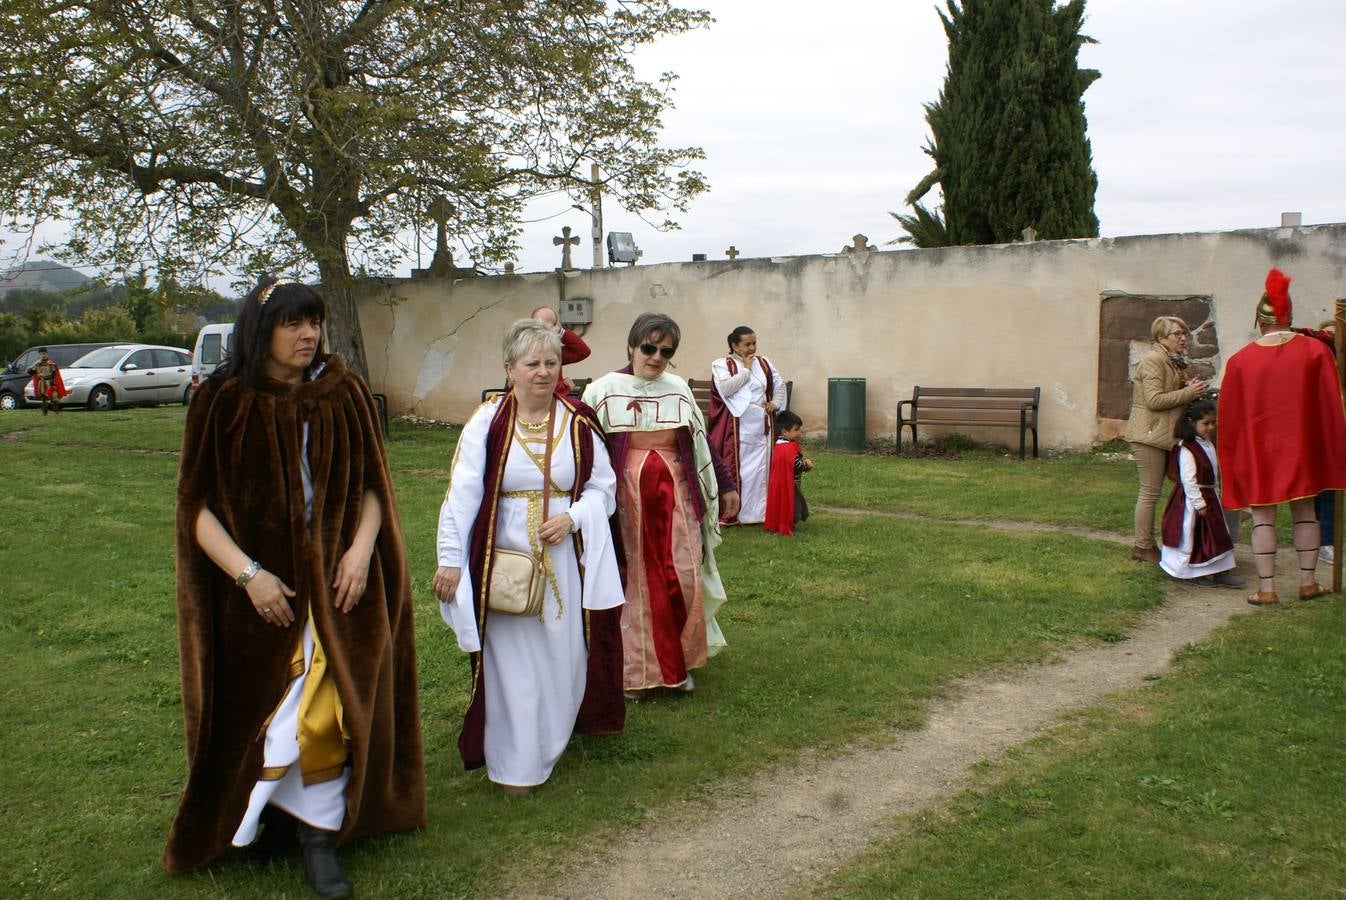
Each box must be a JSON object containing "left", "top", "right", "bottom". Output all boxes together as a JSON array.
[
  {"left": 709, "top": 325, "right": 786, "bottom": 525},
  {"left": 434, "top": 319, "right": 625, "bottom": 793}
]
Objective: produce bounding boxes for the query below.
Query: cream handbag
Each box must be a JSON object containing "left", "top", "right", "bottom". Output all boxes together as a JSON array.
[
  {"left": 486, "top": 548, "right": 545, "bottom": 617},
  {"left": 486, "top": 407, "right": 553, "bottom": 618}
]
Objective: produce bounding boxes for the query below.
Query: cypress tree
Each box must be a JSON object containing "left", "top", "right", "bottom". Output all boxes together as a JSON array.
[{"left": 897, "top": 0, "right": 1100, "bottom": 247}]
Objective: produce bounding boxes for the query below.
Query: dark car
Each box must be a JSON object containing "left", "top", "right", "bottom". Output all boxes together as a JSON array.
[{"left": 0, "top": 342, "right": 120, "bottom": 410}]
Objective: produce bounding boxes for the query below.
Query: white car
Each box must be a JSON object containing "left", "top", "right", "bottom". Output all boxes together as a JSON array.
[{"left": 28, "top": 343, "right": 194, "bottom": 410}]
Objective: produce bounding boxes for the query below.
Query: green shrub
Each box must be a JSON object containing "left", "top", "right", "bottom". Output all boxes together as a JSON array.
[{"left": 79, "top": 306, "right": 138, "bottom": 341}]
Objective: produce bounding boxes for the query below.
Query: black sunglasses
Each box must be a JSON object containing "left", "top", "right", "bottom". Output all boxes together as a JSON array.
[{"left": 639, "top": 343, "right": 676, "bottom": 359}]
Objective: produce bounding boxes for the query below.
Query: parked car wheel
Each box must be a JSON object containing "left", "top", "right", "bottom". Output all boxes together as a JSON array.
[
  {"left": 182, "top": 384, "right": 192, "bottom": 405},
  {"left": 87, "top": 385, "right": 116, "bottom": 411},
  {"left": 0, "top": 390, "right": 18, "bottom": 410}
]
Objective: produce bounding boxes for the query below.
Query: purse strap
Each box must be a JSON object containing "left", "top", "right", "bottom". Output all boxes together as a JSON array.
[{"left": 541, "top": 401, "right": 555, "bottom": 521}]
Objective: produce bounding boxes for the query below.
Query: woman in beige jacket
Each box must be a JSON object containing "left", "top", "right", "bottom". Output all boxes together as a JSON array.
[{"left": 1124, "top": 316, "right": 1208, "bottom": 561}]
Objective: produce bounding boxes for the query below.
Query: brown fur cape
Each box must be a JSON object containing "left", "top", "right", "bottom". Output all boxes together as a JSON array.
[{"left": 164, "top": 355, "right": 425, "bottom": 873}]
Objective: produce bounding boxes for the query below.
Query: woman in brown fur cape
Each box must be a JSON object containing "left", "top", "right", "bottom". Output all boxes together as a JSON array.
[{"left": 165, "top": 277, "right": 425, "bottom": 898}]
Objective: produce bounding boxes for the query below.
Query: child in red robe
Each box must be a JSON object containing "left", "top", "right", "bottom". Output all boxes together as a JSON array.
[{"left": 765, "top": 411, "right": 813, "bottom": 535}]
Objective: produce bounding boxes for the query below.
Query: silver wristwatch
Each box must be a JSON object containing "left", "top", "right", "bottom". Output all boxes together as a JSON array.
[{"left": 235, "top": 560, "right": 262, "bottom": 588}]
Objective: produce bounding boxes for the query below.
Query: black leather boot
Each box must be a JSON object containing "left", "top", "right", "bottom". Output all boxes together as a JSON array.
[
  {"left": 245, "top": 805, "right": 298, "bottom": 867},
  {"left": 296, "top": 824, "right": 353, "bottom": 899}
]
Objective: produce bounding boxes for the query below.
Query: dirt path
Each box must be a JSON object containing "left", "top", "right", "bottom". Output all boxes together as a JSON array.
[{"left": 537, "top": 521, "right": 1298, "bottom": 899}]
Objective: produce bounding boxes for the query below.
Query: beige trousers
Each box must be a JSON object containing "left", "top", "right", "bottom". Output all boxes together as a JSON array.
[{"left": 1130, "top": 442, "right": 1169, "bottom": 550}]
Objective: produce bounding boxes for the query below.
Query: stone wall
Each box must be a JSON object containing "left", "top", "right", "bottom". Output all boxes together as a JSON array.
[
  {"left": 1096, "top": 292, "right": 1216, "bottom": 420},
  {"left": 355, "top": 223, "right": 1346, "bottom": 450}
]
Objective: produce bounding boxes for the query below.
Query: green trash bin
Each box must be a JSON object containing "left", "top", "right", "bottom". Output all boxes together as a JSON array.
[{"left": 827, "top": 377, "right": 866, "bottom": 452}]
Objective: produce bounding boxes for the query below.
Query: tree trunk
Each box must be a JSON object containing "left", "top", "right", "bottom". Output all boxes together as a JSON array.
[{"left": 315, "top": 255, "right": 369, "bottom": 382}]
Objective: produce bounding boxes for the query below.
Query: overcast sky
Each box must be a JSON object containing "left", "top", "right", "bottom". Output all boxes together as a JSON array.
[
  {"left": 502, "top": 0, "right": 1346, "bottom": 273},
  {"left": 6, "top": 1, "right": 1344, "bottom": 286}
]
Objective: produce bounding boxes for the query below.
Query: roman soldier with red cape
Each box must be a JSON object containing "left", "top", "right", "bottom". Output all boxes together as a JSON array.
[
  {"left": 1217, "top": 271, "right": 1346, "bottom": 511},
  {"left": 28, "top": 348, "right": 68, "bottom": 414},
  {"left": 1217, "top": 268, "right": 1346, "bottom": 604}
]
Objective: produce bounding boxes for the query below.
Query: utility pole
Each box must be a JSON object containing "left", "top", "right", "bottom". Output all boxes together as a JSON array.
[{"left": 590, "top": 162, "right": 604, "bottom": 269}]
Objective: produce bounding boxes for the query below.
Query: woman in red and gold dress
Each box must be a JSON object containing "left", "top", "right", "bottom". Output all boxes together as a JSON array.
[{"left": 583, "top": 313, "right": 739, "bottom": 697}]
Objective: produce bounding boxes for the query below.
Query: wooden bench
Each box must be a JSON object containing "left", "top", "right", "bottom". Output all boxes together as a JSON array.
[
  {"left": 897, "top": 386, "right": 1040, "bottom": 459},
  {"left": 687, "top": 378, "right": 714, "bottom": 419}
]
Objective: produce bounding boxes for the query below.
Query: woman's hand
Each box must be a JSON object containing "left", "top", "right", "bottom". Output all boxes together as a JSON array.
[
  {"left": 1187, "top": 377, "right": 1208, "bottom": 395},
  {"left": 332, "top": 548, "right": 372, "bottom": 613},
  {"left": 720, "top": 490, "right": 741, "bottom": 520},
  {"left": 539, "top": 513, "right": 574, "bottom": 545},
  {"left": 803, "top": 458, "right": 814, "bottom": 471},
  {"left": 763, "top": 401, "right": 778, "bottom": 414},
  {"left": 433, "top": 566, "right": 462, "bottom": 602},
  {"left": 246, "top": 570, "right": 297, "bottom": 628}
]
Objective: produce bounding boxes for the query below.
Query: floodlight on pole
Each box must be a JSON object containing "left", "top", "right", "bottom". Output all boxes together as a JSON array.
[{"left": 606, "top": 231, "right": 640, "bottom": 265}]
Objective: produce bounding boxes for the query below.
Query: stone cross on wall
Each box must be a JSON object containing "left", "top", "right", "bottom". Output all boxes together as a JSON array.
[
  {"left": 725, "top": 245, "right": 740, "bottom": 259},
  {"left": 554, "top": 226, "right": 580, "bottom": 270},
  {"left": 843, "top": 233, "right": 876, "bottom": 254},
  {"left": 428, "top": 195, "right": 455, "bottom": 277}
]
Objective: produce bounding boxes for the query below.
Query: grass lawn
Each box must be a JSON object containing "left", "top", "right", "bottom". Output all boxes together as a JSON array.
[
  {"left": 819, "top": 598, "right": 1346, "bottom": 898},
  {"left": 806, "top": 444, "right": 1138, "bottom": 534},
  {"left": 0, "top": 407, "right": 1337, "bottom": 896}
]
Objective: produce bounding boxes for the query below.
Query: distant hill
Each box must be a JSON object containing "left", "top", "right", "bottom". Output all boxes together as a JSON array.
[{"left": 0, "top": 260, "right": 92, "bottom": 296}]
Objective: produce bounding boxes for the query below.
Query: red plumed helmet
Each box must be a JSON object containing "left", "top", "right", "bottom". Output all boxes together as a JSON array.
[{"left": 1265, "top": 268, "right": 1292, "bottom": 324}]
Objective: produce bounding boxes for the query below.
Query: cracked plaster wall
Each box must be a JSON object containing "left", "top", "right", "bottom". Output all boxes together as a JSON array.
[{"left": 355, "top": 224, "right": 1346, "bottom": 450}]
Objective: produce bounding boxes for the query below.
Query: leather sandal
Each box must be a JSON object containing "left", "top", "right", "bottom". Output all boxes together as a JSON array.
[
  {"left": 1298, "top": 583, "right": 1332, "bottom": 600},
  {"left": 1130, "top": 545, "right": 1159, "bottom": 563},
  {"left": 1246, "top": 591, "right": 1279, "bottom": 606}
]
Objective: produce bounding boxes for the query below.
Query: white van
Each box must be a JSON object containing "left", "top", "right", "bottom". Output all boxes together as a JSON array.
[
  {"left": 189, "top": 323, "right": 235, "bottom": 401},
  {"left": 193, "top": 324, "right": 235, "bottom": 378}
]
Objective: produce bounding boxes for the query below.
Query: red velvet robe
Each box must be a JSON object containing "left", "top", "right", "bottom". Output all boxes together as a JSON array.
[
  {"left": 1217, "top": 334, "right": 1346, "bottom": 509},
  {"left": 765, "top": 440, "right": 801, "bottom": 535},
  {"left": 457, "top": 391, "right": 625, "bottom": 770}
]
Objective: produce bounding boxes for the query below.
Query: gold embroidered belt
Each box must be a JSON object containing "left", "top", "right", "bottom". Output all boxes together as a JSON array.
[{"left": 498, "top": 490, "right": 564, "bottom": 618}]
